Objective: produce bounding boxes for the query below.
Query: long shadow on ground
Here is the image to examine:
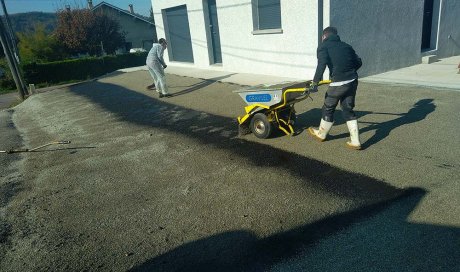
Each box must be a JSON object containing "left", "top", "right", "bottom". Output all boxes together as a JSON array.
[
  {"left": 131, "top": 188, "right": 460, "bottom": 272},
  {"left": 65, "top": 79, "right": 457, "bottom": 271},
  {"left": 68, "top": 79, "right": 399, "bottom": 199},
  {"left": 296, "top": 99, "right": 436, "bottom": 149},
  {"left": 170, "top": 74, "right": 237, "bottom": 97}
]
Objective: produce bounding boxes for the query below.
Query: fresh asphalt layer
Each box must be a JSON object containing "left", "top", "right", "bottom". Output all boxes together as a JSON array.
[{"left": 0, "top": 70, "right": 459, "bottom": 271}]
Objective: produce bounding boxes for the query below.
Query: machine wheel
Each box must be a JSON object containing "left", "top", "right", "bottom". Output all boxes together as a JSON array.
[{"left": 250, "top": 113, "right": 272, "bottom": 139}]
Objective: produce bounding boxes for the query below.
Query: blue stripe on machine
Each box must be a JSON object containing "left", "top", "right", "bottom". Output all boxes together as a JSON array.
[{"left": 246, "top": 94, "right": 272, "bottom": 103}]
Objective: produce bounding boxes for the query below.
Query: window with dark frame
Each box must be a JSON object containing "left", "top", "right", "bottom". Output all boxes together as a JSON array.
[{"left": 253, "top": 0, "right": 282, "bottom": 32}]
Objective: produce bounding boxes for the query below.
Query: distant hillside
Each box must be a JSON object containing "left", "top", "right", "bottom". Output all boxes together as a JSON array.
[{"left": 9, "top": 12, "right": 57, "bottom": 34}]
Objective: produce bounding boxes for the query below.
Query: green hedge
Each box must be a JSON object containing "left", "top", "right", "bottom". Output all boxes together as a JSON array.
[
  {"left": 22, "top": 52, "right": 148, "bottom": 85},
  {"left": 0, "top": 58, "right": 16, "bottom": 93}
]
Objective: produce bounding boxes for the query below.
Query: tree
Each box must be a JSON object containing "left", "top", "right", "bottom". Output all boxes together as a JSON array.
[
  {"left": 55, "top": 9, "right": 125, "bottom": 55},
  {"left": 17, "top": 23, "right": 68, "bottom": 63}
]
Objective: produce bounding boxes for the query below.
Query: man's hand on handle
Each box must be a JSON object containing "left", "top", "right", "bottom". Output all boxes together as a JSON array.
[{"left": 309, "top": 82, "right": 318, "bottom": 93}]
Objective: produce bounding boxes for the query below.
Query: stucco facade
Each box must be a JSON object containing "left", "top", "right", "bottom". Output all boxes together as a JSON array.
[
  {"left": 436, "top": 0, "right": 460, "bottom": 58},
  {"left": 329, "top": 0, "right": 460, "bottom": 76},
  {"left": 93, "top": 3, "right": 157, "bottom": 51},
  {"left": 151, "top": 0, "right": 460, "bottom": 78}
]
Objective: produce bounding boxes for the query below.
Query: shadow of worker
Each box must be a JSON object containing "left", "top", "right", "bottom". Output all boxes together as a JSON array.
[
  {"left": 268, "top": 187, "right": 460, "bottom": 272},
  {"left": 361, "top": 99, "right": 436, "bottom": 149},
  {"left": 129, "top": 188, "right": 460, "bottom": 272},
  {"left": 170, "top": 74, "right": 236, "bottom": 97}
]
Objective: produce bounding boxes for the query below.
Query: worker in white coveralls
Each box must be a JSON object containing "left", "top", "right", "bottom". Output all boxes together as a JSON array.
[{"left": 146, "top": 38, "right": 171, "bottom": 98}]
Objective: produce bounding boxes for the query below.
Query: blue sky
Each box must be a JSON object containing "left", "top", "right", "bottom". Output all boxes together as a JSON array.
[{"left": 4, "top": 0, "right": 153, "bottom": 16}]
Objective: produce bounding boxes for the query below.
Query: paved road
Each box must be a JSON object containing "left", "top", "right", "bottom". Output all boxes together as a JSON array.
[
  {"left": 0, "top": 71, "right": 459, "bottom": 271},
  {"left": 0, "top": 92, "right": 19, "bottom": 110}
]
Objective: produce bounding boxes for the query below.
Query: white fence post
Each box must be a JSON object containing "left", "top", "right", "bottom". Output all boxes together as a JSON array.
[{"left": 29, "top": 84, "right": 35, "bottom": 95}]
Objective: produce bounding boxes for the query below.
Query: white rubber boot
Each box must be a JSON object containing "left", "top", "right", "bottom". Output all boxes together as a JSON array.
[
  {"left": 346, "top": 120, "right": 361, "bottom": 150},
  {"left": 308, "top": 119, "right": 333, "bottom": 142}
]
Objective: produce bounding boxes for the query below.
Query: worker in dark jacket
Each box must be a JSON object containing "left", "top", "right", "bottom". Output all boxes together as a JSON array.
[{"left": 308, "top": 27, "right": 363, "bottom": 150}]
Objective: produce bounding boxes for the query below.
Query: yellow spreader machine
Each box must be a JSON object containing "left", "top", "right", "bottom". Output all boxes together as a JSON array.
[{"left": 235, "top": 80, "right": 330, "bottom": 139}]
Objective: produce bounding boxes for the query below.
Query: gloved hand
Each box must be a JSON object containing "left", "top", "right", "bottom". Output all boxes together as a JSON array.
[{"left": 308, "top": 82, "right": 318, "bottom": 93}]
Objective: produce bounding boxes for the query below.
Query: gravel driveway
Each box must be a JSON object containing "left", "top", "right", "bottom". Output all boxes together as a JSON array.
[{"left": 1, "top": 71, "right": 459, "bottom": 271}]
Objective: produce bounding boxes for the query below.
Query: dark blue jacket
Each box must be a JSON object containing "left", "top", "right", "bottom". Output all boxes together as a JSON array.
[{"left": 313, "top": 34, "right": 362, "bottom": 83}]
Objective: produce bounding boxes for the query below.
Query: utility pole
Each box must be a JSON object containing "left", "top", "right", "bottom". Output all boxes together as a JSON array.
[
  {"left": 0, "top": 17, "right": 25, "bottom": 100},
  {"left": 0, "top": 0, "right": 19, "bottom": 59},
  {"left": 0, "top": 0, "right": 26, "bottom": 99}
]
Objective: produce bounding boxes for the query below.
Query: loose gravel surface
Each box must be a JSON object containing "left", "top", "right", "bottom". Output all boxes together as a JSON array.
[{"left": 0, "top": 71, "right": 459, "bottom": 271}]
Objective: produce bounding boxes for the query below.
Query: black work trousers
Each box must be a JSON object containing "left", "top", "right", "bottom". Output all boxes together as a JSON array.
[{"left": 322, "top": 79, "right": 358, "bottom": 122}]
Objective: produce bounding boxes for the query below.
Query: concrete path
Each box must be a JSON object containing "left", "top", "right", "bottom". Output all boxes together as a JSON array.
[
  {"left": 361, "top": 55, "right": 460, "bottom": 90},
  {"left": 120, "top": 66, "right": 303, "bottom": 87},
  {"left": 122, "top": 55, "right": 460, "bottom": 90}
]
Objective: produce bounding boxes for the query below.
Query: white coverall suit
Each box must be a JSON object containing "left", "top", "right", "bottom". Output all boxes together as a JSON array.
[{"left": 146, "top": 43, "right": 169, "bottom": 95}]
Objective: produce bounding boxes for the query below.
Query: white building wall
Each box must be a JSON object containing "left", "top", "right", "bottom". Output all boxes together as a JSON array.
[
  {"left": 152, "top": 0, "right": 321, "bottom": 79},
  {"left": 328, "top": 0, "right": 424, "bottom": 77},
  {"left": 152, "top": 1, "right": 207, "bottom": 67},
  {"left": 151, "top": 0, "right": 460, "bottom": 79},
  {"left": 328, "top": 0, "right": 460, "bottom": 77},
  {"left": 436, "top": 0, "right": 460, "bottom": 58}
]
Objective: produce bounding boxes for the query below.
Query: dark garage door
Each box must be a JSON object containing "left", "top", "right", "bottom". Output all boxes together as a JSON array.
[{"left": 164, "top": 5, "right": 194, "bottom": 63}]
